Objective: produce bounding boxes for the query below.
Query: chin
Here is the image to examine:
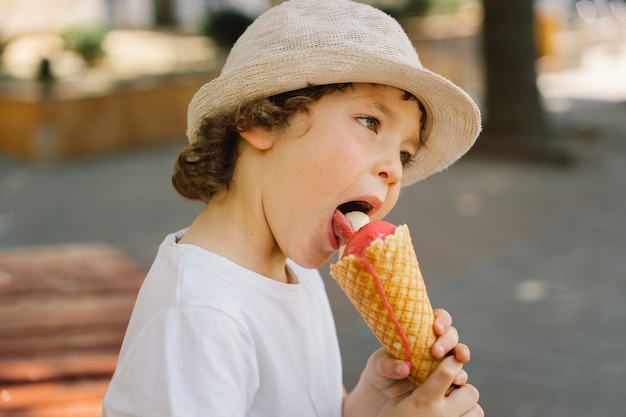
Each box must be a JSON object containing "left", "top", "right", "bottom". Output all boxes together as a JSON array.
[{"left": 291, "top": 251, "right": 334, "bottom": 270}]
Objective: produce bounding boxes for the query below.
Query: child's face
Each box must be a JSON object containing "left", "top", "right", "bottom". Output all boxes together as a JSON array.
[{"left": 254, "top": 83, "right": 423, "bottom": 268}]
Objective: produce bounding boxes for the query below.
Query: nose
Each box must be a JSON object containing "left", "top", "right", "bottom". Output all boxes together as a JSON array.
[{"left": 375, "top": 152, "right": 403, "bottom": 187}]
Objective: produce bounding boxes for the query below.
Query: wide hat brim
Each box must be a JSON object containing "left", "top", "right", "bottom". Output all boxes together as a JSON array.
[{"left": 187, "top": 0, "right": 481, "bottom": 186}]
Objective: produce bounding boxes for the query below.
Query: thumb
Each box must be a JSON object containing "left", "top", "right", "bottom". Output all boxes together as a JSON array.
[{"left": 367, "top": 348, "right": 411, "bottom": 385}]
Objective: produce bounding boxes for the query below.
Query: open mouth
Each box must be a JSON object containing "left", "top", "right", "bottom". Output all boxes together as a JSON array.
[
  {"left": 332, "top": 200, "right": 374, "bottom": 249},
  {"left": 337, "top": 200, "right": 373, "bottom": 216}
]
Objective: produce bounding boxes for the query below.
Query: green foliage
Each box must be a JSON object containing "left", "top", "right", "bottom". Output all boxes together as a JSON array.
[
  {"left": 0, "top": 35, "right": 6, "bottom": 63},
  {"left": 199, "top": 9, "right": 254, "bottom": 50},
  {"left": 377, "top": 0, "right": 471, "bottom": 17},
  {"left": 61, "top": 26, "right": 108, "bottom": 66},
  {"left": 402, "top": 0, "right": 432, "bottom": 16},
  {"left": 428, "top": 0, "right": 465, "bottom": 15},
  {"left": 377, "top": 0, "right": 431, "bottom": 18},
  {"left": 0, "top": 38, "right": 5, "bottom": 77}
]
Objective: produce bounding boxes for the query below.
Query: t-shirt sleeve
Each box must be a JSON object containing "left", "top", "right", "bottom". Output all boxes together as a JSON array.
[{"left": 103, "top": 304, "right": 259, "bottom": 417}]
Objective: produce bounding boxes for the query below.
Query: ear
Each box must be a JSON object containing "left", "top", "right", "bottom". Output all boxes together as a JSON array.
[{"left": 239, "top": 127, "right": 275, "bottom": 151}]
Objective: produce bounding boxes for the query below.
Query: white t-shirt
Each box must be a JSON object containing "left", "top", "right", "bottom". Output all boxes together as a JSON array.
[{"left": 103, "top": 230, "right": 344, "bottom": 417}]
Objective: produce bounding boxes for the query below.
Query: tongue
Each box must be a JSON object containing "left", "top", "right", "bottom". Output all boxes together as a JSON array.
[{"left": 332, "top": 209, "right": 353, "bottom": 246}]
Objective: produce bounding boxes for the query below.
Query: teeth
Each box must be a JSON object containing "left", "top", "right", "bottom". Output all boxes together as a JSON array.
[{"left": 345, "top": 211, "right": 370, "bottom": 231}]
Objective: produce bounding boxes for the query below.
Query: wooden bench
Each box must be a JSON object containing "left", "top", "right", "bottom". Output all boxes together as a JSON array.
[{"left": 0, "top": 244, "right": 145, "bottom": 416}]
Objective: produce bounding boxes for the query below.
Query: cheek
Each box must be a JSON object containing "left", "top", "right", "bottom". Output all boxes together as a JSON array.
[
  {"left": 321, "top": 134, "right": 365, "bottom": 175},
  {"left": 298, "top": 135, "right": 355, "bottom": 186}
]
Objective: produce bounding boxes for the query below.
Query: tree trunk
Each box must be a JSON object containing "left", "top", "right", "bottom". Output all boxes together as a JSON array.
[
  {"left": 481, "top": 0, "right": 547, "bottom": 143},
  {"left": 154, "top": 0, "right": 177, "bottom": 27}
]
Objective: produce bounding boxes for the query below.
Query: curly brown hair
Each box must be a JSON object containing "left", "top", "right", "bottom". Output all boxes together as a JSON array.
[
  {"left": 172, "top": 83, "right": 424, "bottom": 202},
  {"left": 172, "top": 84, "right": 351, "bottom": 202}
]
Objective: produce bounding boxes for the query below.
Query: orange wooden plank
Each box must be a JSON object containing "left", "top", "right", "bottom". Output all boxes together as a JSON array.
[
  {"left": 0, "top": 243, "right": 141, "bottom": 416},
  {"left": 0, "top": 243, "right": 145, "bottom": 297},
  {"left": 0, "top": 400, "right": 103, "bottom": 417},
  {"left": 0, "top": 292, "right": 136, "bottom": 357},
  {"left": 0, "top": 293, "right": 137, "bottom": 333},
  {"left": 0, "top": 352, "right": 118, "bottom": 384},
  {"left": 0, "top": 379, "right": 109, "bottom": 415},
  {"left": 0, "top": 327, "right": 128, "bottom": 358}
]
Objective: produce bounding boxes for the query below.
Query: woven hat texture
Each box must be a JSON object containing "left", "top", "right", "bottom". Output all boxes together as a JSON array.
[{"left": 187, "top": 0, "right": 481, "bottom": 185}]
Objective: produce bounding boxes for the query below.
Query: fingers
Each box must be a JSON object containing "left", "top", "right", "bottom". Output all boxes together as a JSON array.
[
  {"left": 432, "top": 308, "right": 467, "bottom": 361},
  {"left": 452, "top": 343, "right": 471, "bottom": 363},
  {"left": 415, "top": 355, "right": 463, "bottom": 398},
  {"left": 377, "top": 354, "right": 482, "bottom": 417},
  {"left": 364, "top": 348, "right": 415, "bottom": 402},
  {"left": 432, "top": 325, "right": 459, "bottom": 358},
  {"left": 368, "top": 348, "right": 410, "bottom": 381},
  {"left": 432, "top": 308, "right": 452, "bottom": 335},
  {"left": 453, "top": 368, "right": 468, "bottom": 387},
  {"left": 431, "top": 307, "right": 472, "bottom": 363},
  {"left": 449, "top": 383, "right": 482, "bottom": 416},
  {"left": 371, "top": 346, "right": 468, "bottom": 387},
  {"left": 413, "top": 358, "right": 481, "bottom": 415}
]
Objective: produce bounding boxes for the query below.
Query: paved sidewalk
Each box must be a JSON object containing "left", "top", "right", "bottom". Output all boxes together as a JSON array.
[{"left": 2, "top": 85, "right": 625, "bottom": 416}]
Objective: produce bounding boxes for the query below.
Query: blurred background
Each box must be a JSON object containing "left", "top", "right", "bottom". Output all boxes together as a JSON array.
[{"left": 1, "top": 0, "right": 625, "bottom": 416}]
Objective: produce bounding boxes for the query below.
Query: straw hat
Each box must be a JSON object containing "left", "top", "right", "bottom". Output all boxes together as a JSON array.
[{"left": 187, "top": 0, "right": 481, "bottom": 185}]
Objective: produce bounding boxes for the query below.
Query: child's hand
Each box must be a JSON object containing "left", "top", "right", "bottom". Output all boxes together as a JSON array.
[
  {"left": 343, "top": 309, "right": 478, "bottom": 417},
  {"left": 364, "top": 348, "right": 415, "bottom": 405},
  {"left": 342, "top": 347, "right": 417, "bottom": 416},
  {"left": 368, "top": 308, "right": 470, "bottom": 397},
  {"left": 379, "top": 356, "right": 483, "bottom": 417},
  {"left": 343, "top": 349, "right": 481, "bottom": 417}
]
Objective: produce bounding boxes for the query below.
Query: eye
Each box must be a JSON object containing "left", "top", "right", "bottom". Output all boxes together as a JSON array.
[
  {"left": 358, "top": 116, "right": 380, "bottom": 132},
  {"left": 400, "top": 150, "right": 415, "bottom": 167}
]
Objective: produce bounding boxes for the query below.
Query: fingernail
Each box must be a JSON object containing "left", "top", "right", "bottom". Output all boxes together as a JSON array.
[
  {"left": 395, "top": 362, "right": 404, "bottom": 375},
  {"left": 434, "top": 344, "right": 445, "bottom": 357}
]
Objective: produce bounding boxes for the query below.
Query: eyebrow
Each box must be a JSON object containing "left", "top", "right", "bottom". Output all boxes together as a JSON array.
[{"left": 373, "top": 102, "right": 395, "bottom": 119}]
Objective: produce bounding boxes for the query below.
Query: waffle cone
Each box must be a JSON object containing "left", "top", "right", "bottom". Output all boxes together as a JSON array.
[{"left": 330, "top": 224, "right": 440, "bottom": 387}]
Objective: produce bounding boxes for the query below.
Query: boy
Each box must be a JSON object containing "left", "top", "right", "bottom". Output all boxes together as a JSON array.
[{"left": 103, "top": 1, "right": 482, "bottom": 416}]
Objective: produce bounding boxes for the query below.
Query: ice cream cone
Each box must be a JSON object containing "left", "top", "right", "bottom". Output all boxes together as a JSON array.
[{"left": 330, "top": 224, "right": 441, "bottom": 387}]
